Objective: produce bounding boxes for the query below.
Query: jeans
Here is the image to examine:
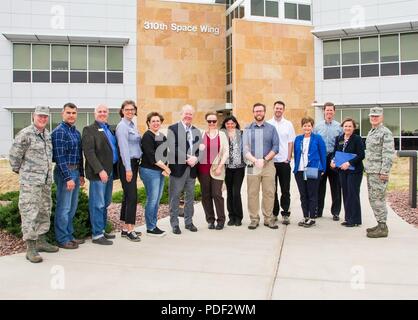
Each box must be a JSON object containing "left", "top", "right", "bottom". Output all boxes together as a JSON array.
[
  {"left": 140, "top": 167, "right": 165, "bottom": 231},
  {"left": 54, "top": 167, "right": 80, "bottom": 245},
  {"left": 89, "top": 172, "right": 113, "bottom": 239}
]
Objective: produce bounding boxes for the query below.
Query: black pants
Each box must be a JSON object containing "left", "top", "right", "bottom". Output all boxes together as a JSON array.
[
  {"left": 318, "top": 154, "right": 341, "bottom": 217},
  {"left": 119, "top": 159, "right": 139, "bottom": 225},
  {"left": 273, "top": 162, "right": 291, "bottom": 217},
  {"left": 225, "top": 167, "right": 245, "bottom": 223},
  {"left": 295, "top": 172, "right": 320, "bottom": 219},
  {"left": 339, "top": 171, "right": 363, "bottom": 225}
]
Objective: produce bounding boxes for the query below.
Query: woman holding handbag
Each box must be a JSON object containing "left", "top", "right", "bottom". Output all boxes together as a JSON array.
[{"left": 294, "top": 117, "right": 327, "bottom": 228}]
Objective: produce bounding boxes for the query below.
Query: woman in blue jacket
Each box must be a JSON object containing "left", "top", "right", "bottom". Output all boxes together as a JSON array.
[{"left": 294, "top": 117, "right": 327, "bottom": 227}]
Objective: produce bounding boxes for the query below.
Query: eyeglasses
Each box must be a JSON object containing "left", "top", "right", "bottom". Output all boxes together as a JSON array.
[
  {"left": 124, "top": 108, "right": 135, "bottom": 112},
  {"left": 207, "top": 120, "right": 217, "bottom": 124}
]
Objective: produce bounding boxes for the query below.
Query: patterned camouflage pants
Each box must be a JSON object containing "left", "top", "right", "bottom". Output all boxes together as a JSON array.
[
  {"left": 18, "top": 183, "right": 52, "bottom": 241},
  {"left": 367, "top": 174, "right": 388, "bottom": 223}
]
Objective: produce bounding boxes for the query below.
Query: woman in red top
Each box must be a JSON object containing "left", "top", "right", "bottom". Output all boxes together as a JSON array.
[{"left": 197, "top": 112, "right": 229, "bottom": 230}]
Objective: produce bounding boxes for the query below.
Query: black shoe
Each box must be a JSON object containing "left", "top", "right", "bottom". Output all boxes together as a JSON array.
[
  {"left": 345, "top": 223, "right": 361, "bottom": 227},
  {"left": 333, "top": 215, "right": 340, "bottom": 221},
  {"left": 147, "top": 227, "right": 166, "bottom": 237},
  {"left": 122, "top": 230, "right": 142, "bottom": 237},
  {"left": 208, "top": 223, "right": 215, "bottom": 230},
  {"left": 235, "top": 221, "right": 242, "bottom": 226},
  {"left": 215, "top": 223, "right": 224, "bottom": 230},
  {"left": 185, "top": 223, "right": 198, "bottom": 232},
  {"left": 92, "top": 236, "right": 113, "bottom": 245},
  {"left": 303, "top": 219, "right": 316, "bottom": 228},
  {"left": 172, "top": 226, "right": 181, "bottom": 235},
  {"left": 341, "top": 221, "right": 348, "bottom": 226},
  {"left": 126, "top": 231, "right": 141, "bottom": 242},
  {"left": 103, "top": 232, "right": 116, "bottom": 239},
  {"left": 298, "top": 219, "right": 308, "bottom": 227},
  {"left": 227, "top": 220, "right": 235, "bottom": 226}
]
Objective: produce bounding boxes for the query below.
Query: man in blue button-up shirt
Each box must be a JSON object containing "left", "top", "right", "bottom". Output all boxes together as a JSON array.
[
  {"left": 313, "top": 102, "right": 343, "bottom": 220},
  {"left": 52, "top": 103, "right": 85, "bottom": 250},
  {"left": 243, "top": 103, "right": 280, "bottom": 230}
]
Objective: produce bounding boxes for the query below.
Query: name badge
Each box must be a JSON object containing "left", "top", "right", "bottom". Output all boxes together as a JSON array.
[{"left": 98, "top": 128, "right": 104, "bottom": 132}]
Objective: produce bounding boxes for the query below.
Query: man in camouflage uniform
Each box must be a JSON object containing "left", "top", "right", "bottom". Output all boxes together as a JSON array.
[
  {"left": 365, "top": 107, "right": 395, "bottom": 238},
  {"left": 9, "top": 106, "right": 59, "bottom": 263}
]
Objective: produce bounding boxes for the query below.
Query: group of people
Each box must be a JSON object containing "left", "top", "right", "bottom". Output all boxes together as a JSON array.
[{"left": 9, "top": 99, "right": 395, "bottom": 264}]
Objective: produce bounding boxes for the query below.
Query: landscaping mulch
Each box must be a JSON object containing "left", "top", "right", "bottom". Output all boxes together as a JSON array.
[
  {"left": 0, "top": 203, "right": 171, "bottom": 257},
  {"left": 387, "top": 191, "right": 418, "bottom": 227}
]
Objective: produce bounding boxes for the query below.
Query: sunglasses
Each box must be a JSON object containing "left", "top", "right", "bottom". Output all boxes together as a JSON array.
[{"left": 207, "top": 120, "right": 217, "bottom": 124}]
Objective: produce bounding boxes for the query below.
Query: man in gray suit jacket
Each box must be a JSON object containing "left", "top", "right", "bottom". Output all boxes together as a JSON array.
[{"left": 82, "top": 104, "right": 119, "bottom": 245}]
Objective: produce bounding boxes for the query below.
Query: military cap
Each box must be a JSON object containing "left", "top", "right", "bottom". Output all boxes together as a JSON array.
[
  {"left": 369, "top": 107, "right": 383, "bottom": 117},
  {"left": 34, "top": 106, "right": 50, "bottom": 116}
]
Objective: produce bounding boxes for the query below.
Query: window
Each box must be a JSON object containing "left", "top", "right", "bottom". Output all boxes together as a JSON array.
[
  {"left": 13, "top": 44, "right": 124, "bottom": 84},
  {"left": 401, "top": 108, "right": 418, "bottom": 150},
  {"left": 342, "top": 109, "right": 361, "bottom": 135},
  {"left": 380, "top": 34, "right": 399, "bottom": 76},
  {"left": 284, "top": 3, "right": 311, "bottom": 21},
  {"left": 51, "top": 45, "right": 69, "bottom": 83},
  {"left": 265, "top": 0, "right": 279, "bottom": 18},
  {"left": 251, "top": 0, "right": 264, "bottom": 16},
  {"left": 70, "top": 46, "right": 87, "bottom": 83},
  {"left": 226, "top": 34, "right": 232, "bottom": 86},
  {"left": 89, "top": 46, "right": 105, "bottom": 83},
  {"left": 32, "top": 44, "right": 50, "bottom": 82},
  {"left": 361, "top": 37, "right": 379, "bottom": 77},
  {"left": 341, "top": 39, "right": 359, "bottom": 78},
  {"left": 13, "top": 113, "right": 31, "bottom": 137},
  {"left": 400, "top": 33, "right": 418, "bottom": 75},
  {"left": 107, "top": 47, "right": 123, "bottom": 84},
  {"left": 323, "top": 40, "right": 340, "bottom": 79},
  {"left": 13, "top": 44, "right": 31, "bottom": 82}
]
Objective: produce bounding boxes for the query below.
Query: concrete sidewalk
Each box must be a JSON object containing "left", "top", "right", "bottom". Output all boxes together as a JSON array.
[{"left": 0, "top": 179, "right": 417, "bottom": 299}]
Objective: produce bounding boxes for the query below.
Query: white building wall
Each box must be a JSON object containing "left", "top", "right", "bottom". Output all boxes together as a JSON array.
[
  {"left": 0, "top": 0, "right": 137, "bottom": 156},
  {"left": 313, "top": 0, "right": 418, "bottom": 107}
]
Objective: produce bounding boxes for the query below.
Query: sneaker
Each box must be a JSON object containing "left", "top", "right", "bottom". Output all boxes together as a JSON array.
[
  {"left": 185, "top": 223, "right": 198, "bottom": 232},
  {"left": 92, "top": 236, "right": 113, "bottom": 245},
  {"left": 122, "top": 230, "right": 142, "bottom": 237},
  {"left": 147, "top": 227, "right": 167, "bottom": 237},
  {"left": 248, "top": 221, "right": 259, "bottom": 230},
  {"left": 126, "top": 231, "right": 141, "bottom": 242},
  {"left": 304, "top": 219, "right": 316, "bottom": 228},
  {"left": 282, "top": 216, "right": 290, "bottom": 225},
  {"left": 298, "top": 218, "right": 309, "bottom": 227},
  {"left": 265, "top": 221, "right": 278, "bottom": 230}
]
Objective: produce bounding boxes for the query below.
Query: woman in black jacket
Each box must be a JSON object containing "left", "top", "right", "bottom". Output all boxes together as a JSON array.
[{"left": 331, "top": 118, "right": 365, "bottom": 227}]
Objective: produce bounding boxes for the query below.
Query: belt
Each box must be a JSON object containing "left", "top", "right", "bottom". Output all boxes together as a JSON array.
[{"left": 67, "top": 164, "right": 79, "bottom": 170}]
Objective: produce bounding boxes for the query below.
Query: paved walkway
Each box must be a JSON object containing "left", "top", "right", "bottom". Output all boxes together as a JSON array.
[{"left": 0, "top": 179, "right": 417, "bottom": 299}]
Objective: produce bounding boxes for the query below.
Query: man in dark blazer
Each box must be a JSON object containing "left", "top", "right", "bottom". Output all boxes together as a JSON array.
[
  {"left": 82, "top": 104, "right": 119, "bottom": 245},
  {"left": 167, "top": 104, "right": 202, "bottom": 234}
]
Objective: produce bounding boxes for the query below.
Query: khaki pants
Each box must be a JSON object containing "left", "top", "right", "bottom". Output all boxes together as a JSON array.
[{"left": 247, "top": 161, "right": 275, "bottom": 224}]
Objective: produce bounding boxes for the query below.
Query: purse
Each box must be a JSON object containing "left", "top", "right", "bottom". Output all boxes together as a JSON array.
[{"left": 304, "top": 167, "right": 319, "bottom": 180}]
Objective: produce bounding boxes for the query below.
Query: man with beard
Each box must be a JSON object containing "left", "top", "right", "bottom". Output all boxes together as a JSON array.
[{"left": 243, "top": 103, "right": 280, "bottom": 230}]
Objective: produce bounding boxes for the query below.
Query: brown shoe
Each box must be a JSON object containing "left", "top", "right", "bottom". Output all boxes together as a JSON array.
[
  {"left": 71, "top": 239, "right": 85, "bottom": 245},
  {"left": 58, "top": 241, "right": 79, "bottom": 249}
]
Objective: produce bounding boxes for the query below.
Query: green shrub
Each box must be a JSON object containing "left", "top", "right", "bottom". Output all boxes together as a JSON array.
[
  {"left": 0, "top": 185, "right": 112, "bottom": 243},
  {"left": 0, "top": 191, "right": 19, "bottom": 201},
  {"left": 112, "top": 190, "right": 123, "bottom": 203}
]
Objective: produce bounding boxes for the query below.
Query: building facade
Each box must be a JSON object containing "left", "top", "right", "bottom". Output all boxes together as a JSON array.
[{"left": 1, "top": 0, "right": 417, "bottom": 156}]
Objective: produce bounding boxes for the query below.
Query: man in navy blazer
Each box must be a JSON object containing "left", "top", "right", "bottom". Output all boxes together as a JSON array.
[{"left": 167, "top": 105, "right": 202, "bottom": 235}]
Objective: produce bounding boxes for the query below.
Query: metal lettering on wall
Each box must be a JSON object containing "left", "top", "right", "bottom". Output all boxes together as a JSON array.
[{"left": 143, "top": 21, "right": 220, "bottom": 36}]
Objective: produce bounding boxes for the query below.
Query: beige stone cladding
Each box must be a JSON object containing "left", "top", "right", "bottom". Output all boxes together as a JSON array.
[
  {"left": 137, "top": 0, "right": 226, "bottom": 131},
  {"left": 232, "top": 19, "right": 315, "bottom": 132}
]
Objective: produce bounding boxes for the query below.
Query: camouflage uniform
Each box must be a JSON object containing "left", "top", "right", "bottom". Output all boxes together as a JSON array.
[
  {"left": 365, "top": 123, "right": 394, "bottom": 223},
  {"left": 9, "top": 124, "right": 53, "bottom": 241}
]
